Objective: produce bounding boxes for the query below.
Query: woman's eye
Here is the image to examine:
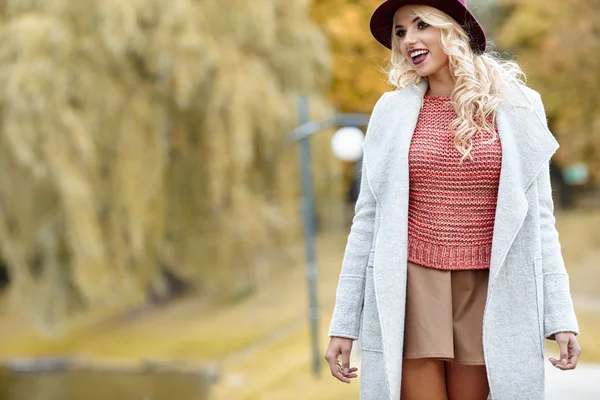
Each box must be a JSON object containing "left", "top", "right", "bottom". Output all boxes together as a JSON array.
[
  {"left": 395, "top": 29, "right": 406, "bottom": 38},
  {"left": 417, "top": 21, "right": 429, "bottom": 29}
]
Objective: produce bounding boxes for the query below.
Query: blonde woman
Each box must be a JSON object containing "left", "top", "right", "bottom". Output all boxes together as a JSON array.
[{"left": 324, "top": 1, "right": 581, "bottom": 399}]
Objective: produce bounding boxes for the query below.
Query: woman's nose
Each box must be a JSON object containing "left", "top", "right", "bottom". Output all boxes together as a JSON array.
[{"left": 404, "top": 30, "right": 417, "bottom": 45}]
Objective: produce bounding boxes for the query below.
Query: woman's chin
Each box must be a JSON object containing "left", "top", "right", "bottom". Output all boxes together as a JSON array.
[
  {"left": 411, "top": 62, "right": 432, "bottom": 77},
  {"left": 413, "top": 64, "right": 446, "bottom": 79},
  {"left": 413, "top": 68, "right": 431, "bottom": 78}
]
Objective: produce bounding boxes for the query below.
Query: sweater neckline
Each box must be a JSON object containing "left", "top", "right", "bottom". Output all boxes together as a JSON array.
[{"left": 424, "top": 95, "right": 451, "bottom": 100}]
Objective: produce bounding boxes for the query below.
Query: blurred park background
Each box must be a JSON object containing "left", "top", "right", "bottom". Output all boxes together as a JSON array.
[{"left": 0, "top": 0, "right": 598, "bottom": 399}]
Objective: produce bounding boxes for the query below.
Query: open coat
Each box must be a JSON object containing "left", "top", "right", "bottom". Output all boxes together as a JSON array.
[{"left": 327, "top": 80, "right": 580, "bottom": 400}]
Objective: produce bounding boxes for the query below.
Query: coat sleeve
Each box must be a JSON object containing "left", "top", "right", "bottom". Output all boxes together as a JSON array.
[
  {"left": 327, "top": 93, "right": 388, "bottom": 340},
  {"left": 533, "top": 94, "right": 580, "bottom": 341}
]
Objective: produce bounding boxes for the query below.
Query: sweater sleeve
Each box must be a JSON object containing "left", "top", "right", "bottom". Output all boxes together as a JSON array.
[
  {"left": 533, "top": 94, "right": 580, "bottom": 341},
  {"left": 327, "top": 93, "right": 388, "bottom": 340}
]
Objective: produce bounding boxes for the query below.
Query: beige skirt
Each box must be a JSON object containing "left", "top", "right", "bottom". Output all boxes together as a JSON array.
[{"left": 403, "top": 261, "right": 489, "bottom": 365}]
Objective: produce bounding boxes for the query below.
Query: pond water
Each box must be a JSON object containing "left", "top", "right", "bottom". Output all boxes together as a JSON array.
[{"left": 0, "top": 368, "right": 210, "bottom": 400}]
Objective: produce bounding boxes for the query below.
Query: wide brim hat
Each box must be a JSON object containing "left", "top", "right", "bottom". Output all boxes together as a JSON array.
[{"left": 370, "top": 0, "right": 487, "bottom": 54}]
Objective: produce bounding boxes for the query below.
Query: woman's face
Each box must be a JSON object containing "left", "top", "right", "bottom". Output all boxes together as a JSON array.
[{"left": 393, "top": 6, "right": 449, "bottom": 78}]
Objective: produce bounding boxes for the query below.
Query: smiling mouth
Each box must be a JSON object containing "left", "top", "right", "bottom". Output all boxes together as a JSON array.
[{"left": 410, "top": 50, "right": 429, "bottom": 65}]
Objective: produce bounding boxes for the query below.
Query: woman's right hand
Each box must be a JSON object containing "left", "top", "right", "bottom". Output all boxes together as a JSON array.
[{"left": 324, "top": 336, "right": 359, "bottom": 383}]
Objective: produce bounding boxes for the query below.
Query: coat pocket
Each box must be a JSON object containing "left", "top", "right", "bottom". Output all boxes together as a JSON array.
[
  {"left": 533, "top": 257, "right": 545, "bottom": 358},
  {"left": 360, "top": 267, "right": 383, "bottom": 352}
]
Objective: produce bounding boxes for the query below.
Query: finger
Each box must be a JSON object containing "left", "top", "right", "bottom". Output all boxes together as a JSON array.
[
  {"left": 334, "top": 369, "right": 351, "bottom": 383},
  {"left": 341, "top": 365, "right": 358, "bottom": 378},
  {"left": 568, "top": 351, "right": 581, "bottom": 369},
  {"left": 330, "top": 364, "right": 347, "bottom": 382},
  {"left": 550, "top": 358, "right": 570, "bottom": 370},
  {"left": 335, "top": 360, "right": 343, "bottom": 374},
  {"left": 326, "top": 350, "right": 341, "bottom": 376},
  {"left": 557, "top": 338, "right": 569, "bottom": 366},
  {"left": 568, "top": 340, "right": 582, "bottom": 366},
  {"left": 552, "top": 359, "right": 576, "bottom": 371},
  {"left": 341, "top": 346, "right": 351, "bottom": 376},
  {"left": 552, "top": 362, "right": 568, "bottom": 370},
  {"left": 564, "top": 362, "right": 577, "bottom": 370},
  {"left": 328, "top": 362, "right": 339, "bottom": 378},
  {"left": 554, "top": 362, "right": 575, "bottom": 371},
  {"left": 337, "top": 363, "right": 352, "bottom": 378}
]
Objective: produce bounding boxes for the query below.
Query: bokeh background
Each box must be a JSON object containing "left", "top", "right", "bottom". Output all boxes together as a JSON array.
[{"left": 0, "top": 0, "right": 598, "bottom": 399}]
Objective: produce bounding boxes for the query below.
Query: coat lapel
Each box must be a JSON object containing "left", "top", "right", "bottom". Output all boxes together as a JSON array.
[
  {"left": 489, "top": 86, "right": 559, "bottom": 286},
  {"left": 366, "top": 83, "right": 424, "bottom": 400},
  {"left": 363, "top": 82, "right": 424, "bottom": 196}
]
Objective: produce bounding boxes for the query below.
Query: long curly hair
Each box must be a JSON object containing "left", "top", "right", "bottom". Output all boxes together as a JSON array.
[{"left": 386, "top": 5, "right": 526, "bottom": 163}]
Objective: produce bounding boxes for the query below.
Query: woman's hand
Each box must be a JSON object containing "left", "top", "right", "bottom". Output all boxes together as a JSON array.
[
  {"left": 549, "top": 332, "right": 582, "bottom": 370},
  {"left": 324, "top": 336, "right": 359, "bottom": 383}
]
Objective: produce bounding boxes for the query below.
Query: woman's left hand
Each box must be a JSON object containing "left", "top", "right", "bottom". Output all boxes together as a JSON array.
[{"left": 549, "top": 332, "right": 581, "bottom": 370}]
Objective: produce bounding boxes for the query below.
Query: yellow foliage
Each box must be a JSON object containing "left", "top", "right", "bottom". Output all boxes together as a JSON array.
[
  {"left": 310, "top": 0, "right": 394, "bottom": 113},
  {"left": 497, "top": 0, "right": 600, "bottom": 181},
  {"left": 0, "top": 0, "right": 343, "bottom": 331}
]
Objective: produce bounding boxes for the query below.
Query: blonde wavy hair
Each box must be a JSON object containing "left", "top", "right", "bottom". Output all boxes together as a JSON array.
[{"left": 387, "top": 5, "right": 526, "bottom": 163}]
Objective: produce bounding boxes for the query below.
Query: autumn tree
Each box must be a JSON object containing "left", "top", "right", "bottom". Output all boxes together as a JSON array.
[
  {"left": 311, "top": 0, "right": 392, "bottom": 113},
  {"left": 0, "top": 0, "right": 342, "bottom": 332},
  {"left": 496, "top": 0, "right": 600, "bottom": 182}
]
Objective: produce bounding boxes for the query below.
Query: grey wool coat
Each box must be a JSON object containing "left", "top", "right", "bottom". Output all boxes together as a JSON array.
[{"left": 328, "top": 79, "right": 580, "bottom": 400}]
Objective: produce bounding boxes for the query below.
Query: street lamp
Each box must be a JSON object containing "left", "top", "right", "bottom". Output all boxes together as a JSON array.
[
  {"left": 287, "top": 95, "right": 370, "bottom": 377},
  {"left": 331, "top": 126, "right": 365, "bottom": 162}
]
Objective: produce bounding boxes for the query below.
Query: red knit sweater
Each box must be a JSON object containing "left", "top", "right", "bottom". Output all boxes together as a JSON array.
[{"left": 407, "top": 96, "right": 502, "bottom": 270}]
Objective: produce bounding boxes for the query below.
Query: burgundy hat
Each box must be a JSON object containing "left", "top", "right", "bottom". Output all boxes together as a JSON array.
[{"left": 370, "top": 0, "right": 487, "bottom": 54}]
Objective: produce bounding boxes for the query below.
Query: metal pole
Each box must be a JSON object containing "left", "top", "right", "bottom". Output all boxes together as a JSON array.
[{"left": 297, "top": 94, "right": 321, "bottom": 377}]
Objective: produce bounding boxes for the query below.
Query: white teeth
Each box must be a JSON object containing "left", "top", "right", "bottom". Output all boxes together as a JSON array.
[{"left": 410, "top": 50, "right": 429, "bottom": 58}]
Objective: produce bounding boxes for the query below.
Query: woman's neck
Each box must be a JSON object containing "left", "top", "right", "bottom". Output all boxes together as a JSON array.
[{"left": 425, "top": 67, "right": 454, "bottom": 97}]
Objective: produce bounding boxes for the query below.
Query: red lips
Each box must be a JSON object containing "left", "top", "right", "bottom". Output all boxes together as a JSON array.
[{"left": 409, "top": 49, "right": 429, "bottom": 65}]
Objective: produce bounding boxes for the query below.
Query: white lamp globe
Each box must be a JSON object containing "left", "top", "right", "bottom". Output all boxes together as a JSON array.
[{"left": 331, "top": 127, "right": 365, "bottom": 162}]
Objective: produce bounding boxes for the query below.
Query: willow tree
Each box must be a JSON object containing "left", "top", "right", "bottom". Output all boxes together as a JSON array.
[
  {"left": 0, "top": 0, "right": 341, "bottom": 332},
  {"left": 496, "top": 0, "right": 600, "bottom": 182}
]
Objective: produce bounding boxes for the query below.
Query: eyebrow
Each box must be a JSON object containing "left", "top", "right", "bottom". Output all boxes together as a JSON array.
[{"left": 395, "top": 17, "right": 420, "bottom": 29}]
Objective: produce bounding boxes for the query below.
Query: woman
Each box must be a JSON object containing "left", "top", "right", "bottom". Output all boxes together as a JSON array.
[{"left": 324, "top": 1, "right": 581, "bottom": 399}]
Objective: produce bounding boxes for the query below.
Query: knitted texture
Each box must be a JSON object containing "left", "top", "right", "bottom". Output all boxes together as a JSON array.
[{"left": 407, "top": 96, "right": 502, "bottom": 270}]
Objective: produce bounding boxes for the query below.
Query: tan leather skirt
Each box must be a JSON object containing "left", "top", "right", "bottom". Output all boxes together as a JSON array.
[{"left": 403, "top": 261, "right": 489, "bottom": 365}]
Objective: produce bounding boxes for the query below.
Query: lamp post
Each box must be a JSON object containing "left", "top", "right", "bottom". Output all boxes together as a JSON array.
[{"left": 287, "top": 95, "right": 370, "bottom": 377}]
